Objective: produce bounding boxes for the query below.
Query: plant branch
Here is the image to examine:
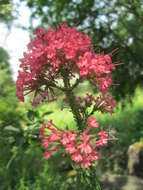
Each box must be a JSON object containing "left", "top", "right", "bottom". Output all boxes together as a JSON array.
[
  {"left": 70, "top": 77, "right": 81, "bottom": 90},
  {"left": 51, "top": 82, "right": 66, "bottom": 91}
]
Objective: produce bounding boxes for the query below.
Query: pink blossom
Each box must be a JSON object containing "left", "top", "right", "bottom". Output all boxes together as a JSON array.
[
  {"left": 96, "top": 75, "right": 112, "bottom": 94},
  {"left": 40, "top": 120, "right": 110, "bottom": 168},
  {"left": 71, "top": 152, "right": 83, "bottom": 163},
  {"left": 61, "top": 133, "right": 70, "bottom": 145},
  {"left": 42, "top": 138, "right": 50, "bottom": 149},
  {"left": 67, "top": 130, "right": 77, "bottom": 141},
  {"left": 80, "top": 68, "right": 89, "bottom": 77},
  {"left": 98, "top": 129, "right": 108, "bottom": 138},
  {"left": 77, "top": 52, "right": 92, "bottom": 69},
  {"left": 94, "top": 130, "right": 109, "bottom": 147},
  {"left": 78, "top": 143, "right": 92, "bottom": 154},
  {"left": 94, "top": 138, "right": 108, "bottom": 147},
  {"left": 49, "top": 133, "right": 60, "bottom": 142},
  {"left": 44, "top": 151, "right": 51, "bottom": 159},
  {"left": 65, "top": 143, "right": 77, "bottom": 154},
  {"left": 90, "top": 151, "right": 99, "bottom": 161},
  {"left": 81, "top": 157, "right": 91, "bottom": 168},
  {"left": 88, "top": 117, "right": 98, "bottom": 129}
]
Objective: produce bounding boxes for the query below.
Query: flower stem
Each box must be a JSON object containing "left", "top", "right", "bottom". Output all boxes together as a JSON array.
[
  {"left": 61, "top": 69, "right": 83, "bottom": 130},
  {"left": 65, "top": 89, "right": 83, "bottom": 130}
]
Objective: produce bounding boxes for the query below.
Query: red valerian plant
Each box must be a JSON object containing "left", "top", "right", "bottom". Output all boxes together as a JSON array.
[
  {"left": 40, "top": 118, "right": 108, "bottom": 168},
  {"left": 16, "top": 23, "right": 117, "bottom": 189}
]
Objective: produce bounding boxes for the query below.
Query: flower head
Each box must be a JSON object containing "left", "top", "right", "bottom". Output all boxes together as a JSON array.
[
  {"left": 40, "top": 118, "right": 109, "bottom": 168},
  {"left": 16, "top": 23, "right": 115, "bottom": 106}
]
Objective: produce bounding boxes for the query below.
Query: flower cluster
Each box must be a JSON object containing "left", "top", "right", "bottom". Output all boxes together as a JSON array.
[
  {"left": 16, "top": 23, "right": 115, "bottom": 106},
  {"left": 40, "top": 117, "right": 109, "bottom": 168},
  {"left": 76, "top": 93, "right": 116, "bottom": 114},
  {"left": 77, "top": 52, "right": 115, "bottom": 93},
  {"left": 16, "top": 23, "right": 93, "bottom": 104},
  {"left": 16, "top": 23, "right": 117, "bottom": 170}
]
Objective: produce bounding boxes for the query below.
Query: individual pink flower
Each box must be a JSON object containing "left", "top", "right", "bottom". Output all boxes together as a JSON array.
[
  {"left": 96, "top": 75, "right": 112, "bottom": 94},
  {"left": 80, "top": 68, "right": 89, "bottom": 77},
  {"left": 44, "top": 151, "right": 51, "bottom": 159},
  {"left": 65, "top": 143, "right": 77, "bottom": 154},
  {"left": 94, "top": 138, "right": 108, "bottom": 147},
  {"left": 78, "top": 143, "right": 93, "bottom": 154},
  {"left": 90, "top": 151, "right": 99, "bottom": 161},
  {"left": 81, "top": 157, "right": 91, "bottom": 168},
  {"left": 98, "top": 129, "right": 108, "bottom": 138},
  {"left": 77, "top": 52, "right": 92, "bottom": 70},
  {"left": 42, "top": 138, "right": 50, "bottom": 149},
  {"left": 61, "top": 133, "right": 70, "bottom": 145},
  {"left": 67, "top": 130, "right": 77, "bottom": 141},
  {"left": 94, "top": 130, "right": 109, "bottom": 147},
  {"left": 71, "top": 152, "right": 83, "bottom": 163},
  {"left": 80, "top": 133, "right": 91, "bottom": 143},
  {"left": 88, "top": 117, "right": 98, "bottom": 129},
  {"left": 49, "top": 133, "right": 60, "bottom": 142}
]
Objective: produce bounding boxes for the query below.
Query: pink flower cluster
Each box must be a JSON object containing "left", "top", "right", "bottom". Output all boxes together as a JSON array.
[
  {"left": 77, "top": 52, "right": 115, "bottom": 93},
  {"left": 40, "top": 117, "right": 109, "bottom": 168},
  {"left": 16, "top": 23, "right": 93, "bottom": 104},
  {"left": 16, "top": 23, "right": 115, "bottom": 105}
]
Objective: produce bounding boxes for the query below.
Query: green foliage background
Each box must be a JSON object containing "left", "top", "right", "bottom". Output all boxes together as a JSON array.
[{"left": 0, "top": 0, "right": 143, "bottom": 189}]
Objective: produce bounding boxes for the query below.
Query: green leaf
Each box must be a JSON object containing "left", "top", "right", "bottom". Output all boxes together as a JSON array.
[
  {"left": 4, "top": 125, "right": 21, "bottom": 133},
  {"left": 27, "top": 110, "right": 39, "bottom": 121},
  {"left": 41, "top": 111, "right": 53, "bottom": 117}
]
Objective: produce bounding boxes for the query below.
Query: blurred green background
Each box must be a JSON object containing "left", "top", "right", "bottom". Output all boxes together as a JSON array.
[{"left": 0, "top": 0, "right": 143, "bottom": 189}]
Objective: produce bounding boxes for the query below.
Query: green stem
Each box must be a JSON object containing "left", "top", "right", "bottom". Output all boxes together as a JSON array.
[
  {"left": 92, "top": 168, "right": 102, "bottom": 190},
  {"left": 61, "top": 69, "right": 83, "bottom": 130},
  {"left": 77, "top": 168, "right": 102, "bottom": 190},
  {"left": 95, "top": 176, "right": 102, "bottom": 190},
  {"left": 65, "top": 89, "right": 83, "bottom": 130}
]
